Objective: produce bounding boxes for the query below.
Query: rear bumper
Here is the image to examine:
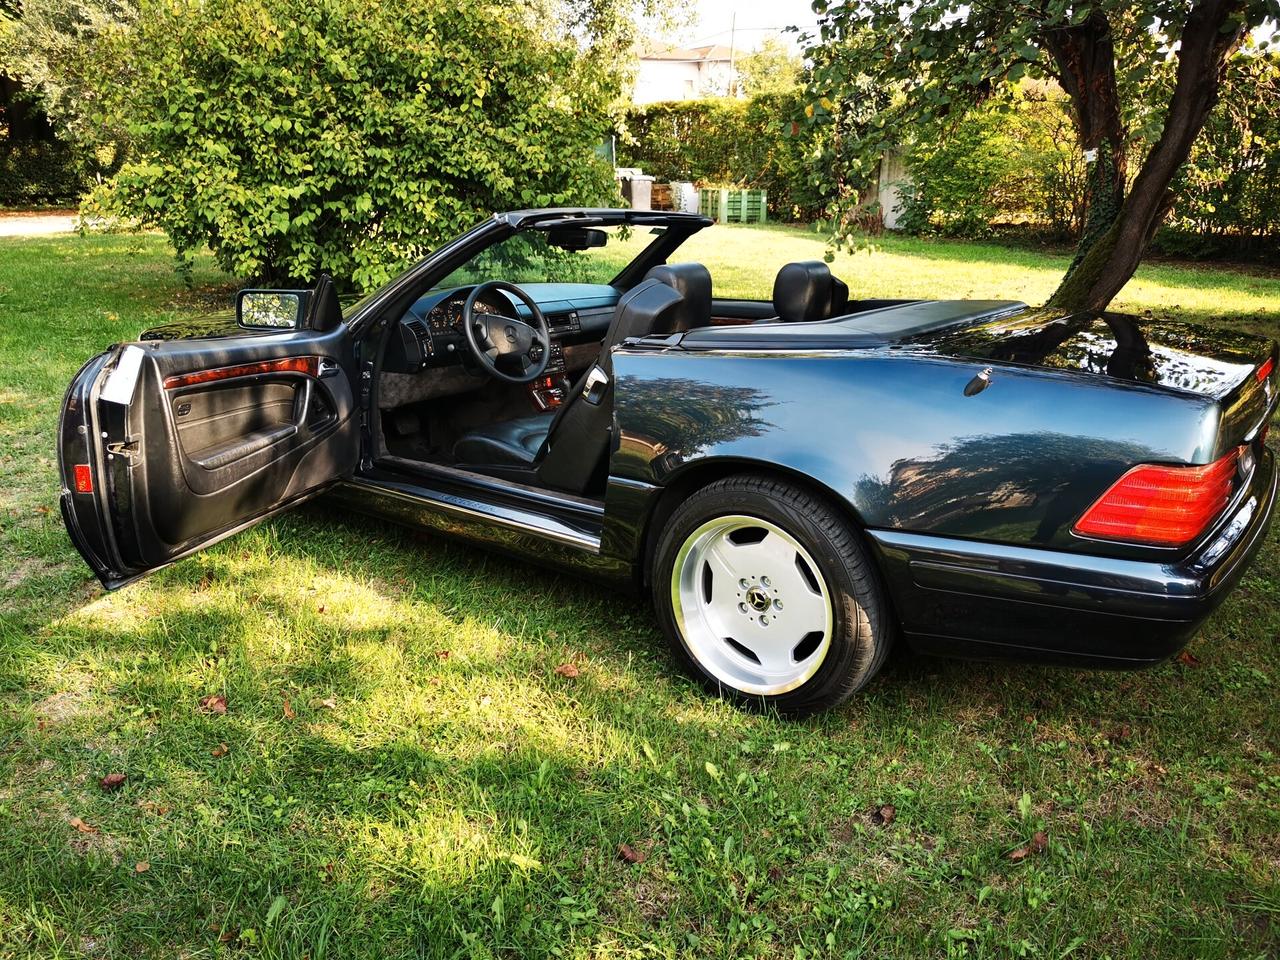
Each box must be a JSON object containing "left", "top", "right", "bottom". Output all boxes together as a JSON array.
[{"left": 868, "top": 449, "right": 1277, "bottom": 667}]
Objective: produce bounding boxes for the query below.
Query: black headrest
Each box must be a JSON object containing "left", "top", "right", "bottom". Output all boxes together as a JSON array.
[
  {"left": 773, "top": 260, "right": 850, "bottom": 323},
  {"left": 644, "top": 262, "right": 712, "bottom": 333}
]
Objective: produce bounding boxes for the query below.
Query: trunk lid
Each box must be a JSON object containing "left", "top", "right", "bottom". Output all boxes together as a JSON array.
[
  {"left": 925, "top": 310, "right": 1278, "bottom": 453},
  {"left": 926, "top": 310, "right": 1275, "bottom": 401}
]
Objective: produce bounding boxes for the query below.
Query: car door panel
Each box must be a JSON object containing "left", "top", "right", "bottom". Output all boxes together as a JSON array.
[{"left": 59, "top": 322, "right": 358, "bottom": 589}]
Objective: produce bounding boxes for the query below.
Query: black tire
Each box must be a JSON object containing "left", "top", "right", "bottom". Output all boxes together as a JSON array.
[{"left": 651, "top": 473, "right": 892, "bottom": 716}]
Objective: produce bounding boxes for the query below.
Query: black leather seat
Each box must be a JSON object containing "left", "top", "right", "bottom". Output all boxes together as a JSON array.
[
  {"left": 771, "top": 260, "right": 849, "bottom": 322},
  {"left": 643, "top": 262, "right": 712, "bottom": 331},
  {"left": 451, "top": 413, "right": 554, "bottom": 467},
  {"left": 451, "top": 263, "right": 710, "bottom": 489}
]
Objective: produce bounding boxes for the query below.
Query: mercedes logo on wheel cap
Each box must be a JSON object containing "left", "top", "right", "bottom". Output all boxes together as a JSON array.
[
  {"left": 504, "top": 325, "right": 518, "bottom": 343},
  {"left": 746, "top": 586, "right": 772, "bottom": 612}
]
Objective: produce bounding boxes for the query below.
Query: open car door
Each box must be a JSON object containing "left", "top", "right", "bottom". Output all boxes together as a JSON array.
[{"left": 57, "top": 277, "right": 359, "bottom": 590}]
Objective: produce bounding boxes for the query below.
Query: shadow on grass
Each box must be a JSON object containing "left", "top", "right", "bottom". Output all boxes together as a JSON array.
[{"left": 4, "top": 493, "right": 1276, "bottom": 956}]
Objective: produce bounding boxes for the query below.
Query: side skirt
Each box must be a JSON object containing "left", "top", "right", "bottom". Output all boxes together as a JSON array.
[{"left": 324, "top": 459, "right": 635, "bottom": 585}]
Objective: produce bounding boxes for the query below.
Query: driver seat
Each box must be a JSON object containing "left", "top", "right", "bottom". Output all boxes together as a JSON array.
[{"left": 452, "top": 262, "right": 710, "bottom": 493}]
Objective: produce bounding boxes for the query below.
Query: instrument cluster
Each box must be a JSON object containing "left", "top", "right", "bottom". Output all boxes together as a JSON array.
[{"left": 427, "top": 294, "right": 505, "bottom": 333}]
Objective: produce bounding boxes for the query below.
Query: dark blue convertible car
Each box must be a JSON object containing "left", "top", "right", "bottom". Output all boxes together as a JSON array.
[{"left": 58, "top": 209, "right": 1278, "bottom": 714}]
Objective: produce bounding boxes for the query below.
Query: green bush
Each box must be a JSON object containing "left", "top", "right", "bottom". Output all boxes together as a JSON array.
[
  {"left": 87, "top": 0, "right": 621, "bottom": 289},
  {"left": 1156, "top": 52, "right": 1280, "bottom": 260},
  {"left": 0, "top": 135, "right": 88, "bottom": 205},
  {"left": 900, "top": 87, "right": 1084, "bottom": 240},
  {"left": 619, "top": 94, "right": 832, "bottom": 221}
]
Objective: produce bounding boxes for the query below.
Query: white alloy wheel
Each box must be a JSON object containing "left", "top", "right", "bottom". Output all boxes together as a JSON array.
[{"left": 670, "top": 514, "right": 833, "bottom": 695}]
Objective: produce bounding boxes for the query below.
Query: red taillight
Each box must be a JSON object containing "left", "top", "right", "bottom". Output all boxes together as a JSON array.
[
  {"left": 1073, "top": 449, "right": 1240, "bottom": 547},
  {"left": 73, "top": 463, "right": 93, "bottom": 494},
  {"left": 1257, "top": 357, "right": 1275, "bottom": 383}
]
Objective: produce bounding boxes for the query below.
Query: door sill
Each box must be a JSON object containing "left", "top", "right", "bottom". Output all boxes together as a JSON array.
[{"left": 345, "top": 456, "right": 604, "bottom": 552}]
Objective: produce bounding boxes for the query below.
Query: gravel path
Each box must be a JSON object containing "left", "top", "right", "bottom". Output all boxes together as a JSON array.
[{"left": 0, "top": 212, "right": 78, "bottom": 237}]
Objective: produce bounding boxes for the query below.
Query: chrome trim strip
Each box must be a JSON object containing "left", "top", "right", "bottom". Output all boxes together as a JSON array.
[{"left": 338, "top": 477, "right": 602, "bottom": 552}]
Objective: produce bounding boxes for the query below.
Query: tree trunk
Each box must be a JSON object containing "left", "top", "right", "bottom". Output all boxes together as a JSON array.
[
  {"left": 1048, "top": 0, "right": 1248, "bottom": 312},
  {"left": 1041, "top": 10, "right": 1127, "bottom": 273}
]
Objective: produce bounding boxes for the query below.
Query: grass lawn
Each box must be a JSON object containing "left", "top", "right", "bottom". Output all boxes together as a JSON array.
[{"left": 1, "top": 227, "right": 1278, "bottom": 959}]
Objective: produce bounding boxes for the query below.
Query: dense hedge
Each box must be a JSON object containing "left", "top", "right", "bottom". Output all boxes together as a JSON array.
[
  {"left": 619, "top": 95, "right": 833, "bottom": 221},
  {"left": 622, "top": 65, "right": 1280, "bottom": 259},
  {"left": 0, "top": 135, "right": 87, "bottom": 205}
]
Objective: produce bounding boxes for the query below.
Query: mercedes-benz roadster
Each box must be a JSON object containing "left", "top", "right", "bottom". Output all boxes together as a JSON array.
[{"left": 58, "top": 208, "right": 1278, "bottom": 715}]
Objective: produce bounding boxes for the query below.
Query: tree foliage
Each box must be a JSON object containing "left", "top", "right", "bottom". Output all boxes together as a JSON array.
[
  {"left": 1160, "top": 50, "right": 1280, "bottom": 254},
  {"left": 804, "top": 1, "right": 1280, "bottom": 310},
  {"left": 81, "top": 0, "right": 638, "bottom": 288},
  {"left": 0, "top": 0, "right": 133, "bottom": 145},
  {"left": 736, "top": 38, "right": 802, "bottom": 98}
]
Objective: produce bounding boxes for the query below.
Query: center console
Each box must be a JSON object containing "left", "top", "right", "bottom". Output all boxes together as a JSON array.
[{"left": 529, "top": 340, "right": 570, "bottom": 411}]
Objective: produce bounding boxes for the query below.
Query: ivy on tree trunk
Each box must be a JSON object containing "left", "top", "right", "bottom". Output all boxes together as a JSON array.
[{"left": 1046, "top": 1, "right": 1251, "bottom": 311}]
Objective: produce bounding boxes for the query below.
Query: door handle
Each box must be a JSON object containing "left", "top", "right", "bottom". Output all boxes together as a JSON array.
[{"left": 318, "top": 358, "right": 340, "bottom": 377}]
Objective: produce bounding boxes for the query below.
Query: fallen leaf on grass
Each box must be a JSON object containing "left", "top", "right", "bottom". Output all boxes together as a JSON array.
[
  {"left": 767, "top": 866, "right": 783, "bottom": 882},
  {"left": 617, "top": 843, "right": 646, "bottom": 864},
  {"left": 435, "top": 650, "right": 451, "bottom": 660},
  {"left": 35, "top": 505, "right": 50, "bottom": 515},
  {"left": 99, "top": 772, "right": 126, "bottom": 792},
  {"left": 134, "top": 861, "right": 150, "bottom": 874},
  {"left": 870, "top": 803, "right": 896, "bottom": 826},
  {"left": 211, "top": 742, "right": 229, "bottom": 758},
  {"left": 554, "top": 663, "right": 580, "bottom": 678},
  {"left": 198, "top": 694, "right": 227, "bottom": 714},
  {"left": 1176, "top": 650, "right": 1202, "bottom": 667},
  {"left": 137, "top": 800, "right": 170, "bottom": 815},
  {"left": 1009, "top": 831, "right": 1049, "bottom": 861},
  {"left": 218, "top": 927, "right": 239, "bottom": 943},
  {"left": 282, "top": 697, "right": 295, "bottom": 720},
  {"left": 69, "top": 817, "right": 98, "bottom": 835},
  {"left": 317, "top": 697, "right": 337, "bottom": 710}
]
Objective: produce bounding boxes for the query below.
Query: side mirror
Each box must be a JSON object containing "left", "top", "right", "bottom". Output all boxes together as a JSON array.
[{"left": 236, "top": 289, "right": 311, "bottom": 330}]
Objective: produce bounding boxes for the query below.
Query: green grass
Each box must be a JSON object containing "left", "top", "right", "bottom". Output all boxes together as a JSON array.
[
  {"left": 677, "top": 225, "right": 1280, "bottom": 336},
  {"left": 1, "top": 228, "right": 1278, "bottom": 959}
]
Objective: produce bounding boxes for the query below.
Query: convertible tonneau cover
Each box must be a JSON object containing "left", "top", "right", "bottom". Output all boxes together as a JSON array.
[{"left": 677, "top": 299, "right": 1030, "bottom": 350}]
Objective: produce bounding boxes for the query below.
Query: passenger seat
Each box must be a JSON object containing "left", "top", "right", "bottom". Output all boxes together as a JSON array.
[{"left": 771, "top": 260, "right": 849, "bottom": 322}]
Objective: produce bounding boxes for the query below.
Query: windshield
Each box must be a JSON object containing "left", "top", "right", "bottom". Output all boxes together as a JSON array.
[{"left": 432, "top": 225, "right": 661, "bottom": 290}]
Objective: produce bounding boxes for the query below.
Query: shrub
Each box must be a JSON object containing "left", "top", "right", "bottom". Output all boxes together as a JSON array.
[
  {"left": 619, "top": 94, "right": 833, "bottom": 221},
  {"left": 0, "top": 135, "right": 88, "bottom": 204},
  {"left": 1156, "top": 52, "right": 1280, "bottom": 260},
  {"left": 901, "top": 86, "right": 1084, "bottom": 240},
  {"left": 88, "top": 0, "right": 620, "bottom": 288}
]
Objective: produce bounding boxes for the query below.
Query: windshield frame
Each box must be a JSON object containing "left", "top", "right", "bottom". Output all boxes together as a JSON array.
[{"left": 346, "top": 208, "right": 712, "bottom": 335}]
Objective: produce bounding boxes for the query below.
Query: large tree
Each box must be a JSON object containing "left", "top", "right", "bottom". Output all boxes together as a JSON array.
[{"left": 805, "top": 1, "right": 1280, "bottom": 311}]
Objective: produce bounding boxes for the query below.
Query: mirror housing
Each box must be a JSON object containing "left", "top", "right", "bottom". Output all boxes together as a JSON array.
[
  {"left": 546, "top": 227, "right": 607, "bottom": 251},
  {"left": 236, "top": 289, "right": 311, "bottom": 330}
]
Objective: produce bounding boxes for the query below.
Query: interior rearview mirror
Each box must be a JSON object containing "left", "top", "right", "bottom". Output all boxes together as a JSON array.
[
  {"left": 546, "top": 227, "right": 608, "bottom": 251},
  {"left": 236, "top": 289, "right": 311, "bottom": 330}
]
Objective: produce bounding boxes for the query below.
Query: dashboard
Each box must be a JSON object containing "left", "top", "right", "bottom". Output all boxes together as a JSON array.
[{"left": 382, "top": 282, "right": 622, "bottom": 376}]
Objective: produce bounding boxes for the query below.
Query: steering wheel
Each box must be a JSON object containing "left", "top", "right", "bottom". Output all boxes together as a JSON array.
[{"left": 460, "top": 280, "right": 551, "bottom": 384}]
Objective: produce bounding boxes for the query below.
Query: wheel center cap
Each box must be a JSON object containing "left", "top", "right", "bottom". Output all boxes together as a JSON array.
[{"left": 746, "top": 586, "right": 772, "bottom": 612}]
